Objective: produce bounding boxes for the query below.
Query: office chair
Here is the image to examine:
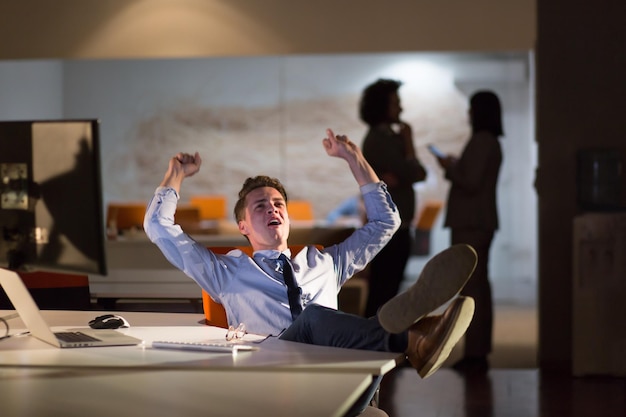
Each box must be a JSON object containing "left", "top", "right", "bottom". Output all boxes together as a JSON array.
[
  {"left": 106, "top": 202, "right": 147, "bottom": 232},
  {"left": 201, "top": 244, "right": 385, "bottom": 417},
  {"left": 286, "top": 200, "right": 314, "bottom": 221},
  {"left": 174, "top": 205, "right": 202, "bottom": 230},
  {"left": 189, "top": 195, "right": 228, "bottom": 220},
  {"left": 201, "top": 244, "right": 320, "bottom": 328},
  {"left": 412, "top": 200, "right": 443, "bottom": 256}
]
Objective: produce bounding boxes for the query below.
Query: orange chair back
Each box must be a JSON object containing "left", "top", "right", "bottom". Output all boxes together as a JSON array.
[
  {"left": 415, "top": 200, "right": 443, "bottom": 231},
  {"left": 174, "top": 205, "right": 201, "bottom": 229},
  {"left": 202, "top": 244, "right": 321, "bottom": 328},
  {"left": 106, "top": 202, "right": 147, "bottom": 231},
  {"left": 286, "top": 200, "right": 314, "bottom": 221},
  {"left": 190, "top": 195, "right": 227, "bottom": 220}
]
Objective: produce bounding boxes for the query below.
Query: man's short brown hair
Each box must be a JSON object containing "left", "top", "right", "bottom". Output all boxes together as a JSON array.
[{"left": 234, "top": 176, "right": 288, "bottom": 222}]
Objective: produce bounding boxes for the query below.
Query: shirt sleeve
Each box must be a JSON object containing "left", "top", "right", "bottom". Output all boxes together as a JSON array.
[
  {"left": 143, "top": 187, "right": 228, "bottom": 298},
  {"left": 323, "top": 181, "right": 401, "bottom": 285}
]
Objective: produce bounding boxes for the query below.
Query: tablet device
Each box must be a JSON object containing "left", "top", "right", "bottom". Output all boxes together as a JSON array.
[{"left": 427, "top": 144, "right": 446, "bottom": 158}]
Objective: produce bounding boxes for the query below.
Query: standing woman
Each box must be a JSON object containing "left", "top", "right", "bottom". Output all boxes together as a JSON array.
[
  {"left": 435, "top": 91, "right": 504, "bottom": 374},
  {"left": 360, "top": 79, "right": 427, "bottom": 318}
]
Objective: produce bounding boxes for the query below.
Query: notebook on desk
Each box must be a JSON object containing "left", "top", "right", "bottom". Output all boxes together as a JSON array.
[{"left": 0, "top": 268, "right": 143, "bottom": 348}]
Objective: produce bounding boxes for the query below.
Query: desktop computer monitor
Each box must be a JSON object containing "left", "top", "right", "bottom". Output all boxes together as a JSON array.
[{"left": 0, "top": 120, "right": 107, "bottom": 276}]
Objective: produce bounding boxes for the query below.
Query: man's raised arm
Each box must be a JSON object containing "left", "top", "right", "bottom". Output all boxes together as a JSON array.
[
  {"left": 159, "top": 152, "right": 203, "bottom": 194},
  {"left": 322, "top": 128, "right": 379, "bottom": 187}
]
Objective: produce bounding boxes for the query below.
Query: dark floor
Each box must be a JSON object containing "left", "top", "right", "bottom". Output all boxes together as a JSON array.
[{"left": 379, "top": 367, "right": 626, "bottom": 417}]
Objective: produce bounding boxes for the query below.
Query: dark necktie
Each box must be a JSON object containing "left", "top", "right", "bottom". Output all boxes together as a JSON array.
[{"left": 278, "top": 253, "right": 302, "bottom": 320}]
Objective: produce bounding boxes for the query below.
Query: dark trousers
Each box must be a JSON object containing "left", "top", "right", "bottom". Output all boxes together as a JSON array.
[
  {"left": 279, "top": 304, "right": 403, "bottom": 351},
  {"left": 365, "top": 227, "right": 411, "bottom": 317},
  {"left": 280, "top": 304, "right": 407, "bottom": 417},
  {"left": 451, "top": 228, "right": 494, "bottom": 357}
]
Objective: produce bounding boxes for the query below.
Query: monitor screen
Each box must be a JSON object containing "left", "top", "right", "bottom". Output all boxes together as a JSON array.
[{"left": 0, "top": 120, "right": 107, "bottom": 275}]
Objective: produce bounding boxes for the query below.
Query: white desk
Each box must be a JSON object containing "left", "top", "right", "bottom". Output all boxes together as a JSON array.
[
  {"left": 0, "top": 367, "right": 373, "bottom": 417},
  {"left": 0, "top": 310, "right": 401, "bottom": 417},
  {"left": 0, "top": 310, "right": 400, "bottom": 375}
]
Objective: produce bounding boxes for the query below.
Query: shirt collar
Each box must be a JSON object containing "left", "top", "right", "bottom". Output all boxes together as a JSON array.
[{"left": 253, "top": 248, "right": 292, "bottom": 260}]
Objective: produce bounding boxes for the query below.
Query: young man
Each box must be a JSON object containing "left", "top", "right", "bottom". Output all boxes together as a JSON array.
[{"left": 144, "top": 128, "right": 476, "bottom": 381}]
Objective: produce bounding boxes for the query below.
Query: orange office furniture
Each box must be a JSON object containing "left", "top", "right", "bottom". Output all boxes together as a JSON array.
[
  {"left": 415, "top": 200, "right": 444, "bottom": 230},
  {"left": 189, "top": 195, "right": 227, "bottom": 220},
  {"left": 287, "top": 200, "right": 314, "bottom": 221},
  {"left": 174, "top": 205, "right": 201, "bottom": 229},
  {"left": 412, "top": 200, "right": 444, "bottom": 256},
  {"left": 106, "top": 202, "right": 147, "bottom": 232}
]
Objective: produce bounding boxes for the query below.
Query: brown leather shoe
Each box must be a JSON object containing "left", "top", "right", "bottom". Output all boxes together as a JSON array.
[
  {"left": 378, "top": 244, "right": 477, "bottom": 334},
  {"left": 406, "top": 296, "right": 475, "bottom": 379}
]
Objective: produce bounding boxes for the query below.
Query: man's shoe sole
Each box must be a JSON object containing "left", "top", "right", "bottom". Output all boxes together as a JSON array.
[
  {"left": 415, "top": 296, "right": 475, "bottom": 379},
  {"left": 378, "top": 244, "right": 477, "bottom": 334}
]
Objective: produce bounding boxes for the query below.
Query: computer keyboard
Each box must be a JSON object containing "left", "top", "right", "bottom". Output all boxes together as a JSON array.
[
  {"left": 55, "top": 331, "right": 101, "bottom": 343},
  {"left": 151, "top": 340, "right": 259, "bottom": 353}
]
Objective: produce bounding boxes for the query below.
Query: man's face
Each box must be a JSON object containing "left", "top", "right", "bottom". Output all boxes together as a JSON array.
[{"left": 237, "top": 186, "right": 290, "bottom": 251}]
